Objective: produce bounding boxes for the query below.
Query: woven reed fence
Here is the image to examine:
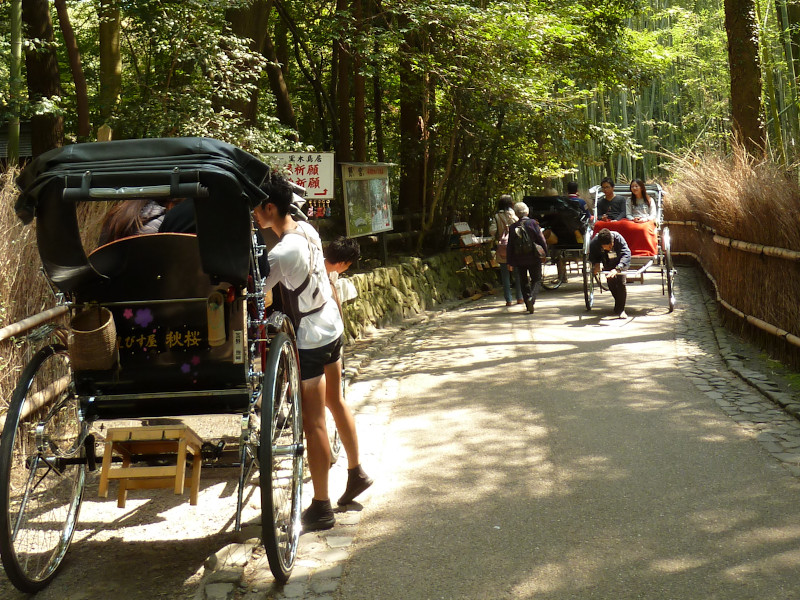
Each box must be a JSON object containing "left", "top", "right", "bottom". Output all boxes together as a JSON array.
[
  {"left": 665, "top": 146, "right": 800, "bottom": 368},
  {"left": 0, "top": 166, "right": 62, "bottom": 415},
  {"left": 668, "top": 220, "right": 800, "bottom": 365}
]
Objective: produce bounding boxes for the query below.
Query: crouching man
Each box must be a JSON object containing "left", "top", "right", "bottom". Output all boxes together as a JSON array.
[{"left": 589, "top": 228, "right": 631, "bottom": 319}]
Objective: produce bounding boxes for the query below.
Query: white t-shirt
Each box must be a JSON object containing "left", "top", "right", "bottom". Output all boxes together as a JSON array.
[{"left": 264, "top": 221, "right": 343, "bottom": 349}]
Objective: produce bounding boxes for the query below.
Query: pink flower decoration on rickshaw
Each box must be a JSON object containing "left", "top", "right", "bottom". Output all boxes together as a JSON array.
[
  {"left": 123, "top": 308, "right": 134, "bottom": 320},
  {"left": 134, "top": 308, "right": 153, "bottom": 327}
]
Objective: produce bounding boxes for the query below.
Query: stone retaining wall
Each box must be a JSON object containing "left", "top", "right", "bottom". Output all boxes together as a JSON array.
[{"left": 340, "top": 245, "right": 497, "bottom": 343}]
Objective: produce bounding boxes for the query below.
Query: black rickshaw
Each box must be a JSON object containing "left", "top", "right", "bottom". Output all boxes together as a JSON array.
[{"left": 1, "top": 138, "right": 304, "bottom": 592}]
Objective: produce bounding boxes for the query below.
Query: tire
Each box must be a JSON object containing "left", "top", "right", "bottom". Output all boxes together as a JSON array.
[
  {"left": 663, "top": 227, "right": 676, "bottom": 312},
  {"left": 259, "top": 332, "right": 304, "bottom": 583},
  {"left": 0, "top": 345, "right": 85, "bottom": 593},
  {"left": 541, "top": 252, "right": 566, "bottom": 290},
  {"left": 582, "top": 252, "right": 594, "bottom": 310}
]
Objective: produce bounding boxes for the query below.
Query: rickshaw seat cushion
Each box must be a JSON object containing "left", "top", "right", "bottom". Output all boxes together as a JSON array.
[{"left": 593, "top": 220, "right": 657, "bottom": 256}]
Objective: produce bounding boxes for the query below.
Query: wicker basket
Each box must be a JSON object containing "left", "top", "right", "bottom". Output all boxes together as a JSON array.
[{"left": 69, "top": 307, "right": 118, "bottom": 371}]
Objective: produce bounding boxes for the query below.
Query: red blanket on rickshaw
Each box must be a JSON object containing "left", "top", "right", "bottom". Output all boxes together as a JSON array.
[{"left": 593, "top": 219, "right": 658, "bottom": 256}]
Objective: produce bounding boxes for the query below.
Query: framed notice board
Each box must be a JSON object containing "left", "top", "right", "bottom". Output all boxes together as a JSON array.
[{"left": 341, "top": 163, "right": 394, "bottom": 238}]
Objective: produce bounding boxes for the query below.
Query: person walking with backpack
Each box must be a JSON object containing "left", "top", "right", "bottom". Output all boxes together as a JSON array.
[
  {"left": 508, "top": 202, "right": 548, "bottom": 314},
  {"left": 490, "top": 195, "right": 523, "bottom": 307}
]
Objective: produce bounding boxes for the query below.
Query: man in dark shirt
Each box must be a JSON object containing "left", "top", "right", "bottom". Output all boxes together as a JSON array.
[
  {"left": 567, "top": 181, "right": 592, "bottom": 220},
  {"left": 596, "top": 177, "right": 626, "bottom": 221},
  {"left": 589, "top": 228, "right": 631, "bottom": 318}
]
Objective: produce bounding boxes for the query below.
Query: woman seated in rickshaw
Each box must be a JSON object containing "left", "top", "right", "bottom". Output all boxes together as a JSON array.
[
  {"left": 626, "top": 179, "right": 657, "bottom": 223},
  {"left": 592, "top": 178, "right": 658, "bottom": 256}
]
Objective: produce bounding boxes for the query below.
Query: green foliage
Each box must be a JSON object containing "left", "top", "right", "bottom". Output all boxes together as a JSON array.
[
  {"left": 0, "top": 0, "right": 751, "bottom": 235},
  {"left": 112, "top": 0, "right": 263, "bottom": 142}
]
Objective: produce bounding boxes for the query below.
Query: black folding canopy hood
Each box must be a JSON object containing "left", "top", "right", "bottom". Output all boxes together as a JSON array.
[{"left": 15, "top": 137, "right": 272, "bottom": 293}]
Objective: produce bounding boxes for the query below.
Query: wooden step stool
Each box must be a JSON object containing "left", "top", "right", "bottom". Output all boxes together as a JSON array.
[{"left": 98, "top": 425, "right": 203, "bottom": 508}]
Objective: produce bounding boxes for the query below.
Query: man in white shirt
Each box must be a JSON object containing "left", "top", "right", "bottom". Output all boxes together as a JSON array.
[{"left": 254, "top": 174, "right": 370, "bottom": 531}]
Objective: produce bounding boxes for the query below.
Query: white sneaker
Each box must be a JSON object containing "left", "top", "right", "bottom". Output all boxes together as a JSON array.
[{"left": 618, "top": 311, "right": 628, "bottom": 319}]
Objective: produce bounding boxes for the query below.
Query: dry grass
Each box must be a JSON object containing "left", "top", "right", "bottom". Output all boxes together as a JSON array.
[
  {"left": 0, "top": 164, "right": 108, "bottom": 414},
  {"left": 0, "top": 164, "right": 54, "bottom": 412},
  {"left": 666, "top": 144, "right": 800, "bottom": 250},
  {"left": 665, "top": 143, "right": 800, "bottom": 367}
]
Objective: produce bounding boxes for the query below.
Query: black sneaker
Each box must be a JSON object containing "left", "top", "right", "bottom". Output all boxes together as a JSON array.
[
  {"left": 338, "top": 465, "right": 374, "bottom": 506},
  {"left": 525, "top": 299, "right": 534, "bottom": 314},
  {"left": 301, "top": 499, "right": 335, "bottom": 531}
]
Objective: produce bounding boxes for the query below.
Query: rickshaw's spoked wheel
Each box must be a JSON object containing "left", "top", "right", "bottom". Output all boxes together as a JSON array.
[
  {"left": 259, "top": 332, "right": 304, "bottom": 583},
  {"left": 663, "top": 226, "right": 676, "bottom": 312},
  {"left": 0, "top": 345, "right": 86, "bottom": 593},
  {"left": 541, "top": 252, "right": 567, "bottom": 290}
]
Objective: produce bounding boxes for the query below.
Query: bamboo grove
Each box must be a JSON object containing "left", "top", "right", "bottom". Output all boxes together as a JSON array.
[{"left": 0, "top": 0, "right": 797, "bottom": 247}]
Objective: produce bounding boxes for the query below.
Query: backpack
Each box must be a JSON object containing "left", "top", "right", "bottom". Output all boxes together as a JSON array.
[
  {"left": 495, "top": 215, "right": 510, "bottom": 261},
  {"left": 509, "top": 218, "right": 536, "bottom": 257},
  {"left": 278, "top": 227, "right": 328, "bottom": 330}
]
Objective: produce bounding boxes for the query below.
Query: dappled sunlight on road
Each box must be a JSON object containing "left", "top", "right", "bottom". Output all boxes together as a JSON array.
[{"left": 341, "top": 273, "right": 800, "bottom": 599}]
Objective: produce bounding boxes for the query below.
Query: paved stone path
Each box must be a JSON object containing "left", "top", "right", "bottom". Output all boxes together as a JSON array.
[
  {"left": 673, "top": 269, "right": 800, "bottom": 475},
  {"left": 3, "top": 265, "right": 797, "bottom": 599},
  {"left": 196, "top": 265, "right": 799, "bottom": 600}
]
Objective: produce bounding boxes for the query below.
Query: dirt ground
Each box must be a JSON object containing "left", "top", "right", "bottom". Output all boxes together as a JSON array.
[{"left": 0, "top": 414, "right": 263, "bottom": 600}]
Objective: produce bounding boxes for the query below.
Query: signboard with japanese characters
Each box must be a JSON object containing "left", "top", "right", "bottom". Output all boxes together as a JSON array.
[
  {"left": 341, "top": 163, "right": 393, "bottom": 237},
  {"left": 263, "top": 152, "right": 334, "bottom": 199}
]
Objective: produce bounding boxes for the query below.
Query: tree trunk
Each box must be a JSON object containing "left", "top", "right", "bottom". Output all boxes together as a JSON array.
[
  {"left": 54, "top": 0, "right": 90, "bottom": 141},
  {"left": 370, "top": 0, "right": 384, "bottom": 162},
  {"left": 398, "top": 28, "right": 426, "bottom": 217},
  {"left": 724, "top": 0, "right": 766, "bottom": 154},
  {"left": 98, "top": 0, "right": 121, "bottom": 128},
  {"left": 276, "top": 18, "right": 290, "bottom": 80},
  {"left": 261, "top": 1, "right": 298, "bottom": 138},
  {"left": 332, "top": 0, "right": 352, "bottom": 161},
  {"left": 351, "top": 0, "right": 366, "bottom": 161},
  {"left": 8, "top": 0, "right": 22, "bottom": 163},
  {"left": 263, "top": 32, "right": 299, "bottom": 138},
  {"left": 273, "top": 0, "right": 334, "bottom": 148},
  {"left": 372, "top": 43, "right": 384, "bottom": 162},
  {"left": 22, "top": 0, "right": 63, "bottom": 155},
  {"left": 225, "top": 0, "right": 271, "bottom": 125},
  {"left": 335, "top": 50, "right": 352, "bottom": 161}
]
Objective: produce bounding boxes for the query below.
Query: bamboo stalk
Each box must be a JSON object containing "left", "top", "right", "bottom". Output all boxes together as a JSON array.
[
  {"left": 0, "top": 306, "right": 69, "bottom": 343},
  {"left": 0, "top": 374, "right": 71, "bottom": 433}
]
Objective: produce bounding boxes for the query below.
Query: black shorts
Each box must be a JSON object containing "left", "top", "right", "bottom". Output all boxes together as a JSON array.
[{"left": 298, "top": 335, "right": 343, "bottom": 381}]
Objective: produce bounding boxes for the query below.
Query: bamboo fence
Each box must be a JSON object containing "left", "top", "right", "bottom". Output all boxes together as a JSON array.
[{"left": 667, "top": 219, "right": 800, "bottom": 367}]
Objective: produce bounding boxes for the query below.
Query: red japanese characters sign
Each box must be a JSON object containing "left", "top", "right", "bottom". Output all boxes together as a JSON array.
[{"left": 263, "top": 152, "right": 335, "bottom": 199}]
